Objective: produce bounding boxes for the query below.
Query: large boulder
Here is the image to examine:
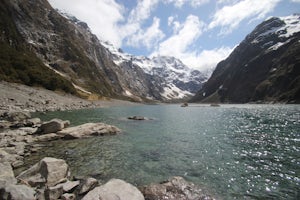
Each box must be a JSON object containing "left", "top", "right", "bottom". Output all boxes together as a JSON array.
[
  {"left": 17, "top": 157, "right": 69, "bottom": 187},
  {"left": 82, "top": 179, "right": 144, "bottom": 200},
  {"left": 36, "top": 119, "right": 69, "bottom": 134},
  {"left": 140, "top": 176, "right": 216, "bottom": 200},
  {"left": 58, "top": 123, "right": 121, "bottom": 139},
  {"left": 0, "top": 184, "right": 35, "bottom": 200}
]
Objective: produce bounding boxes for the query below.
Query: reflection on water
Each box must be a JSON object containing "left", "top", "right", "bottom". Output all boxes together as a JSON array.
[{"left": 29, "top": 104, "right": 300, "bottom": 199}]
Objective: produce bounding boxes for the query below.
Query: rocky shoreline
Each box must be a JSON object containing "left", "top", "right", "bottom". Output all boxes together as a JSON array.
[
  {"left": 0, "top": 81, "right": 139, "bottom": 113},
  {"left": 0, "top": 82, "right": 217, "bottom": 199},
  {"left": 0, "top": 110, "right": 217, "bottom": 199}
]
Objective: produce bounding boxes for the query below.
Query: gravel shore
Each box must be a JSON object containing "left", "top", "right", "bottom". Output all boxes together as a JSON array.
[{"left": 0, "top": 81, "right": 139, "bottom": 113}]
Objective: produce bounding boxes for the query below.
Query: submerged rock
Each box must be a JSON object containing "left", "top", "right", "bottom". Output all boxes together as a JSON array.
[
  {"left": 58, "top": 122, "right": 121, "bottom": 139},
  {"left": 140, "top": 176, "right": 216, "bottom": 200},
  {"left": 128, "top": 116, "right": 146, "bottom": 120},
  {"left": 82, "top": 179, "right": 144, "bottom": 200}
]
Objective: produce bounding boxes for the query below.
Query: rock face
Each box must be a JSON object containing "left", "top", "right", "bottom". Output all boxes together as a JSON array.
[
  {"left": 82, "top": 179, "right": 145, "bottom": 200},
  {"left": 141, "top": 176, "right": 216, "bottom": 200},
  {"left": 190, "top": 14, "right": 300, "bottom": 103},
  {"left": 16, "top": 157, "right": 69, "bottom": 187}
]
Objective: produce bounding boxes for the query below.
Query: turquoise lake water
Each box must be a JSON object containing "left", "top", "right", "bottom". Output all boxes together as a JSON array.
[{"left": 31, "top": 104, "right": 300, "bottom": 199}]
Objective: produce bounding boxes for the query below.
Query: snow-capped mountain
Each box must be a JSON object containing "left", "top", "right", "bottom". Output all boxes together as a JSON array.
[
  {"left": 191, "top": 14, "right": 300, "bottom": 103},
  {"left": 101, "top": 41, "right": 206, "bottom": 100},
  {"left": 249, "top": 15, "right": 300, "bottom": 50}
]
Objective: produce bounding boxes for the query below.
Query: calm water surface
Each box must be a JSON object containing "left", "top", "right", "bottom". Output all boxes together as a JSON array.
[{"left": 30, "top": 104, "right": 300, "bottom": 199}]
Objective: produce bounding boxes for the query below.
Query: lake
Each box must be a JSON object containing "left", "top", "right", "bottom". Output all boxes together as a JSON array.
[{"left": 30, "top": 104, "right": 300, "bottom": 199}]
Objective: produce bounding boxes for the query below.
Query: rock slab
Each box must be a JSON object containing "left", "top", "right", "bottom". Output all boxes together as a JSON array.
[
  {"left": 82, "top": 179, "right": 145, "bottom": 200},
  {"left": 58, "top": 123, "right": 121, "bottom": 139}
]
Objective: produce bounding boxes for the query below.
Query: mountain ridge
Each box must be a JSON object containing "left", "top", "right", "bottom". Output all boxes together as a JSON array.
[{"left": 190, "top": 14, "right": 300, "bottom": 103}]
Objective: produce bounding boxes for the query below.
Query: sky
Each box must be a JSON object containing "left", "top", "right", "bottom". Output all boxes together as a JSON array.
[{"left": 48, "top": 0, "right": 300, "bottom": 72}]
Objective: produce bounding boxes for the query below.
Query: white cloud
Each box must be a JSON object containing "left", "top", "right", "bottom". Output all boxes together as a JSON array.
[
  {"left": 182, "top": 46, "right": 234, "bottom": 72},
  {"left": 209, "top": 0, "right": 281, "bottom": 34},
  {"left": 48, "top": 0, "right": 124, "bottom": 47},
  {"left": 291, "top": 0, "right": 300, "bottom": 2},
  {"left": 164, "top": 0, "right": 210, "bottom": 8},
  {"left": 120, "top": 0, "right": 162, "bottom": 49},
  {"left": 126, "top": 17, "right": 165, "bottom": 50},
  {"left": 168, "top": 16, "right": 175, "bottom": 26},
  {"left": 152, "top": 15, "right": 234, "bottom": 71},
  {"left": 128, "top": 0, "right": 160, "bottom": 24},
  {"left": 154, "top": 15, "right": 204, "bottom": 55}
]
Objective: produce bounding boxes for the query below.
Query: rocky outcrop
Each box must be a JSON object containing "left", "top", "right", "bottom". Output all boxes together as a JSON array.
[
  {"left": 140, "top": 176, "right": 216, "bottom": 200},
  {"left": 82, "top": 179, "right": 145, "bottom": 200}
]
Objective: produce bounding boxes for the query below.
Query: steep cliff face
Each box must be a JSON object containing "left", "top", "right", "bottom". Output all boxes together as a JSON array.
[
  {"left": 7, "top": 0, "right": 123, "bottom": 98},
  {"left": 190, "top": 15, "right": 300, "bottom": 103},
  {"left": 0, "top": 0, "right": 76, "bottom": 94}
]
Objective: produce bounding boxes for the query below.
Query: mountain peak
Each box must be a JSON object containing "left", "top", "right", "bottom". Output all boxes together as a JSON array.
[{"left": 191, "top": 14, "right": 300, "bottom": 103}]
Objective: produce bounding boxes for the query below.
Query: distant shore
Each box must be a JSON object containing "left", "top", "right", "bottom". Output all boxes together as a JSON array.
[{"left": 0, "top": 81, "right": 140, "bottom": 113}]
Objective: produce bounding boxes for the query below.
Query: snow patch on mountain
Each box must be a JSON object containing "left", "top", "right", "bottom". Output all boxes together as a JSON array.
[
  {"left": 250, "top": 14, "right": 300, "bottom": 51},
  {"left": 101, "top": 40, "right": 206, "bottom": 100}
]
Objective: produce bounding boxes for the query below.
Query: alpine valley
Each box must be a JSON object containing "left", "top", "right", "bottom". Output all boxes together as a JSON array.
[
  {"left": 0, "top": 0, "right": 205, "bottom": 103},
  {"left": 0, "top": 0, "right": 299, "bottom": 104}
]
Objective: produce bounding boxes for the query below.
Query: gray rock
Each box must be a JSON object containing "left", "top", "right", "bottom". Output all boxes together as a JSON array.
[
  {"left": 79, "top": 177, "right": 98, "bottom": 194},
  {"left": 37, "top": 119, "right": 66, "bottom": 134},
  {"left": 56, "top": 180, "right": 80, "bottom": 192},
  {"left": 140, "top": 176, "right": 217, "bottom": 200},
  {"left": 0, "top": 184, "right": 35, "bottom": 200},
  {"left": 35, "top": 133, "right": 62, "bottom": 142},
  {"left": 0, "top": 111, "right": 31, "bottom": 122},
  {"left": 62, "top": 193, "right": 76, "bottom": 200},
  {"left": 0, "top": 148, "right": 14, "bottom": 162},
  {"left": 17, "top": 157, "right": 69, "bottom": 187},
  {"left": 58, "top": 123, "right": 121, "bottom": 139},
  {"left": 128, "top": 116, "right": 146, "bottom": 120},
  {"left": 82, "top": 179, "right": 144, "bottom": 200},
  {"left": 45, "top": 184, "right": 64, "bottom": 200},
  {"left": 26, "top": 118, "right": 41, "bottom": 127},
  {"left": 0, "top": 162, "right": 17, "bottom": 185}
]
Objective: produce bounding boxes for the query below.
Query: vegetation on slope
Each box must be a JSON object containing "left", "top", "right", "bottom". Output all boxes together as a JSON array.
[{"left": 0, "top": 0, "right": 76, "bottom": 94}]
